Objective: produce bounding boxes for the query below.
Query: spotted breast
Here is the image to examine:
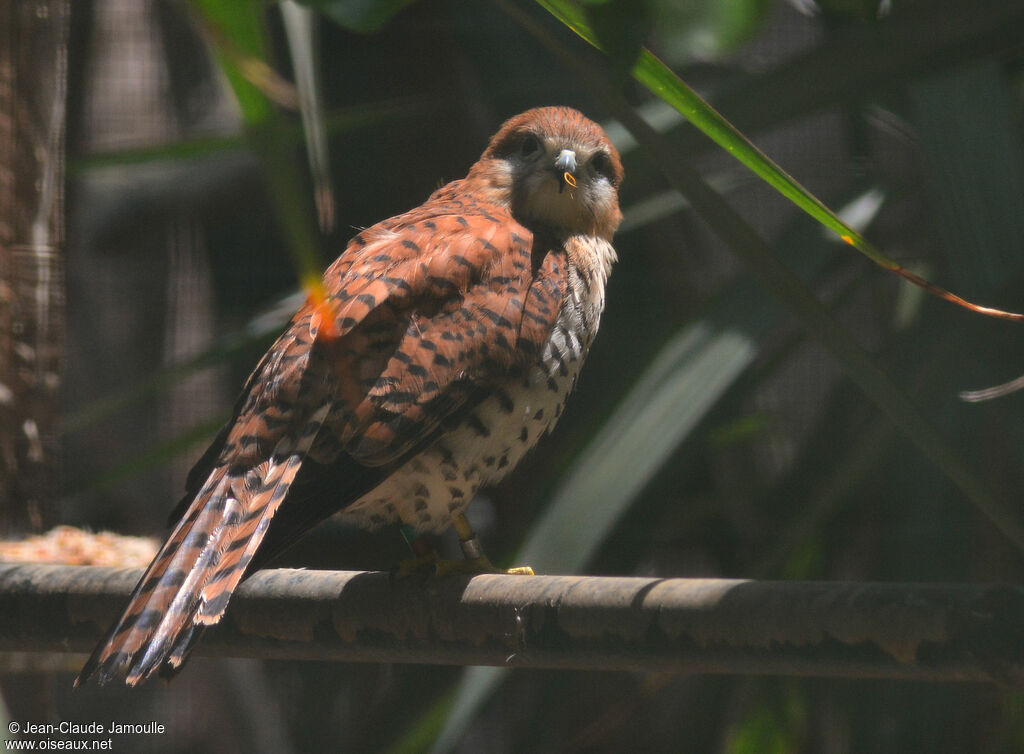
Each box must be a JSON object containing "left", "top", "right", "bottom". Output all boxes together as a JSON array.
[{"left": 341, "top": 232, "right": 616, "bottom": 532}]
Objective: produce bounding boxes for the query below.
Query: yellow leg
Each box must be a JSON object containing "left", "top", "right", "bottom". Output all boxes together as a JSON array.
[{"left": 451, "top": 513, "right": 534, "bottom": 576}]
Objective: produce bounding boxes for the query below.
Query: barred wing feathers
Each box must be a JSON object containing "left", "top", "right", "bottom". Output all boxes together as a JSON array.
[{"left": 77, "top": 192, "right": 566, "bottom": 686}]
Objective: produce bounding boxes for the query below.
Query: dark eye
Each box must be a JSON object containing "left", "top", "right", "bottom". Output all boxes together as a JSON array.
[
  {"left": 520, "top": 133, "right": 541, "bottom": 157},
  {"left": 591, "top": 151, "right": 613, "bottom": 180}
]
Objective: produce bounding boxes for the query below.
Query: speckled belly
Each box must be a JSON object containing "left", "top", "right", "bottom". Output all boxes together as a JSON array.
[{"left": 339, "top": 316, "right": 590, "bottom": 533}]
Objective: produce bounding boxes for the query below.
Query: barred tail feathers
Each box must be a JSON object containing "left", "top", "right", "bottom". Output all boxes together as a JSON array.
[{"left": 76, "top": 404, "right": 331, "bottom": 686}]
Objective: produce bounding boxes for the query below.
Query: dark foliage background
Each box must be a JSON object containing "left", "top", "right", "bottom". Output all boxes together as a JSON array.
[{"left": 6, "top": 0, "right": 1024, "bottom": 751}]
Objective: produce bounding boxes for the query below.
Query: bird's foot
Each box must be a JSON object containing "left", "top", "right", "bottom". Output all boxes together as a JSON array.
[
  {"left": 504, "top": 565, "right": 536, "bottom": 575},
  {"left": 437, "top": 555, "right": 534, "bottom": 577},
  {"left": 394, "top": 553, "right": 533, "bottom": 577},
  {"left": 450, "top": 513, "right": 533, "bottom": 575},
  {"left": 395, "top": 515, "right": 535, "bottom": 577}
]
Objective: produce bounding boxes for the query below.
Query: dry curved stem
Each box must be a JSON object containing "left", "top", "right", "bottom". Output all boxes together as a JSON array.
[
  {"left": 959, "top": 372, "right": 1024, "bottom": 402},
  {"left": 890, "top": 264, "right": 1024, "bottom": 322}
]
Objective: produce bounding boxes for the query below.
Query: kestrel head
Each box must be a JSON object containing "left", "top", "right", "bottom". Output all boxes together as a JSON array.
[{"left": 468, "top": 106, "right": 624, "bottom": 241}]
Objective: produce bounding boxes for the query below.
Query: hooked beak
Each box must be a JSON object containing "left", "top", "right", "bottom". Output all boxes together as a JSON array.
[{"left": 554, "top": 148, "right": 578, "bottom": 190}]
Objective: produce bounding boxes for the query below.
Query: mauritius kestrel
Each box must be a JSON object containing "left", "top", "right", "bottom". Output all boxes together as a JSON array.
[{"left": 77, "top": 106, "right": 624, "bottom": 686}]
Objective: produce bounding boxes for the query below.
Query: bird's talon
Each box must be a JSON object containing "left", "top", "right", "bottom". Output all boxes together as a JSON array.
[
  {"left": 443, "top": 556, "right": 535, "bottom": 576},
  {"left": 394, "top": 555, "right": 534, "bottom": 578},
  {"left": 505, "top": 566, "right": 535, "bottom": 576}
]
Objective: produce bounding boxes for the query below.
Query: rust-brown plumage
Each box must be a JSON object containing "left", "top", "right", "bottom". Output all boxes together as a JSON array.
[{"left": 77, "top": 106, "right": 623, "bottom": 686}]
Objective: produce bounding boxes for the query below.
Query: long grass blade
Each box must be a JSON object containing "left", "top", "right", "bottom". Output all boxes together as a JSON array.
[
  {"left": 189, "top": 0, "right": 325, "bottom": 301},
  {"left": 536, "top": 0, "right": 1024, "bottom": 321},
  {"left": 282, "top": 1, "right": 335, "bottom": 233}
]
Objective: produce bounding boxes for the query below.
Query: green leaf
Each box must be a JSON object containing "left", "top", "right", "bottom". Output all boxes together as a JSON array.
[
  {"left": 189, "top": 0, "right": 324, "bottom": 294},
  {"left": 520, "top": 0, "right": 1024, "bottom": 545},
  {"left": 189, "top": 0, "right": 274, "bottom": 125},
  {"left": 383, "top": 690, "right": 453, "bottom": 754},
  {"left": 727, "top": 709, "right": 794, "bottom": 754},
  {"left": 539, "top": 0, "right": 889, "bottom": 263},
  {"left": 536, "top": 0, "right": 1024, "bottom": 322}
]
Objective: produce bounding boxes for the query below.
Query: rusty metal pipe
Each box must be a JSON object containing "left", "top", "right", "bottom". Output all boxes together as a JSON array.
[{"left": 1, "top": 564, "right": 1021, "bottom": 685}]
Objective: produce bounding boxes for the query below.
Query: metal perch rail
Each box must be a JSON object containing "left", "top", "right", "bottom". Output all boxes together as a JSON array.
[{"left": 0, "top": 563, "right": 1022, "bottom": 685}]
